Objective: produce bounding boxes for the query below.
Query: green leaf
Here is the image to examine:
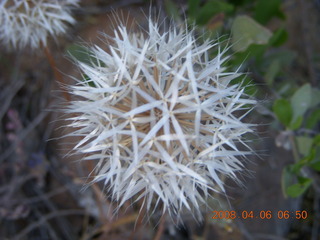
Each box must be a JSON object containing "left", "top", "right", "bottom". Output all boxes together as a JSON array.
[
  {"left": 311, "top": 88, "right": 320, "bottom": 108},
  {"left": 289, "top": 115, "right": 303, "bottom": 130},
  {"left": 164, "top": 0, "right": 180, "bottom": 20},
  {"left": 231, "top": 77, "right": 258, "bottom": 96},
  {"left": 310, "top": 160, "right": 320, "bottom": 171},
  {"left": 264, "top": 49, "right": 296, "bottom": 67},
  {"left": 290, "top": 84, "right": 312, "bottom": 121},
  {"left": 263, "top": 49, "right": 295, "bottom": 87},
  {"left": 269, "top": 28, "right": 288, "bottom": 47},
  {"left": 290, "top": 162, "right": 304, "bottom": 174},
  {"left": 273, "top": 99, "right": 292, "bottom": 126},
  {"left": 67, "top": 44, "right": 103, "bottom": 67},
  {"left": 286, "top": 177, "right": 312, "bottom": 198},
  {"left": 310, "top": 162, "right": 320, "bottom": 171},
  {"left": 313, "top": 135, "right": 320, "bottom": 145},
  {"left": 282, "top": 166, "right": 296, "bottom": 197},
  {"left": 296, "top": 136, "right": 313, "bottom": 157},
  {"left": 292, "top": 149, "right": 317, "bottom": 173},
  {"left": 231, "top": 44, "right": 268, "bottom": 66},
  {"left": 232, "top": 15, "right": 272, "bottom": 52},
  {"left": 306, "top": 109, "right": 320, "bottom": 129},
  {"left": 254, "top": 0, "right": 285, "bottom": 24},
  {"left": 308, "top": 144, "right": 320, "bottom": 171},
  {"left": 265, "top": 59, "right": 281, "bottom": 86},
  {"left": 187, "top": 0, "right": 200, "bottom": 20},
  {"left": 78, "top": 73, "right": 96, "bottom": 87},
  {"left": 196, "top": 0, "right": 234, "bottom": 25}
]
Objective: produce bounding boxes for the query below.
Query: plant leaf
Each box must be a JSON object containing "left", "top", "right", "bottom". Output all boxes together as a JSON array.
[
  {"left": 232, "top": 15, "right": 272, "bottom": 52},
  {"left": 281, "top": 166, "right": 295, "bottom": 197},
  {"left": 290, "top": 83, "right": 312, "bottom": 122},
  {"left": 269, "top": 28, "right": 288, "bottom": 46},
  {"left": 196, "top": 0, "right": 234, "bottom": 25},
  {"left": 254, "top": 0, "right": 285, "bottom": 24},
  {"left": 296, "top": 136, "right": 313, "bottom": 157},
  {"left": 310, "top": 88, "right": 320, "bottom": 108},
  {"left": 306, "top": 109, "right": 320, "bottom": 129},
  {"left": 265, "top": 59, "right": 281, "bottom": 86},
  {"left": 273, "top": 99, "right": 292, "bottom": 126},
  {"left": 289, "top": 115, "right": 303, "bottom": 130},
  {"left": 286, "top": 177, "right": 312, "bottom": 198}
]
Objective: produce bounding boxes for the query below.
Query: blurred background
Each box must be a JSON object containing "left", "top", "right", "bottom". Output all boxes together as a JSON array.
[{"left": 0, "top": 0, "right": 319, "bottom": 239}]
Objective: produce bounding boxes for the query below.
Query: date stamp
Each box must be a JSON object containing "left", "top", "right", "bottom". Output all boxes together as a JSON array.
[{"left": 211, "top": 210, "right": 308, "bottom": 220}]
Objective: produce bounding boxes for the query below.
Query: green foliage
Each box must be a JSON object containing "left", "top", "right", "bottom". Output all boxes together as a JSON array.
[
  {"left": 309, "top": 141, "right": 320, "bottom": 170},
  {"left": 172, "top": 0, "right": 320, "bottom": 200},
  {"left": 231, "top": 15, "right": 272, "bottom": 52},
  {"left": 187, "top": 0, "right": 200, "bottom": 20},
  {"left": 231, "top": 44, "right": 268, "bottom": 67},
  {"left": 273, "top": 99, "right": 292, "bottom": 127},
  {"left": 296, "top": 136, "right": 313, "bottom": 157},
  {"left": 264, "top": 50, "right": 296, "bottom": 86},
  {"left": 306, "top": 109, "right": 320, "bottom": 129},
  {"left": 187, "top": 0, "right": 235, "bottom": 27},
  {"left": 253, "top": 0, "right": 285, "bottom": 24},
  {"left": 195, "top": 1, "right": 234, "bottom": 25},
  {"left": 272, "top": 84, "right": 317, "bottom": 132},
  {"left": 272, "top": 84, "right": 319, "bottom": 198},
  {"left": 282, "top": 164, "right": 312, "bottom": 198},
  {"left": 282, "top": 135, "right": 320, "bottom": 198},
  {"left": 269, "top": 28, "right": 288, "bottom": 47},
  {"left": 286, "top": 177, "right": 312, "bottom": 198},
  {"left": 311, "top": 88, "right": 320, "bottom": 108},
  {"left": 67, "top": 44, "right": 103, "bottom": 87},
  {"left": 304, "top": 136, "right": 320, "bottom": 171},
  {"left": 290, "top": 84, "right": 312, "bottom": 122},
  {"left": 289, "top": 116, "right": 303, "bottom": 131},
  {"left": 67, "top": 44, "right": 104, "bottom": 67},
  {"left": 164, "top": 0, "right": 180, "bottom": 20},
  {"left": 265, "top": 60, "right": 281, "bottom": 86}
]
